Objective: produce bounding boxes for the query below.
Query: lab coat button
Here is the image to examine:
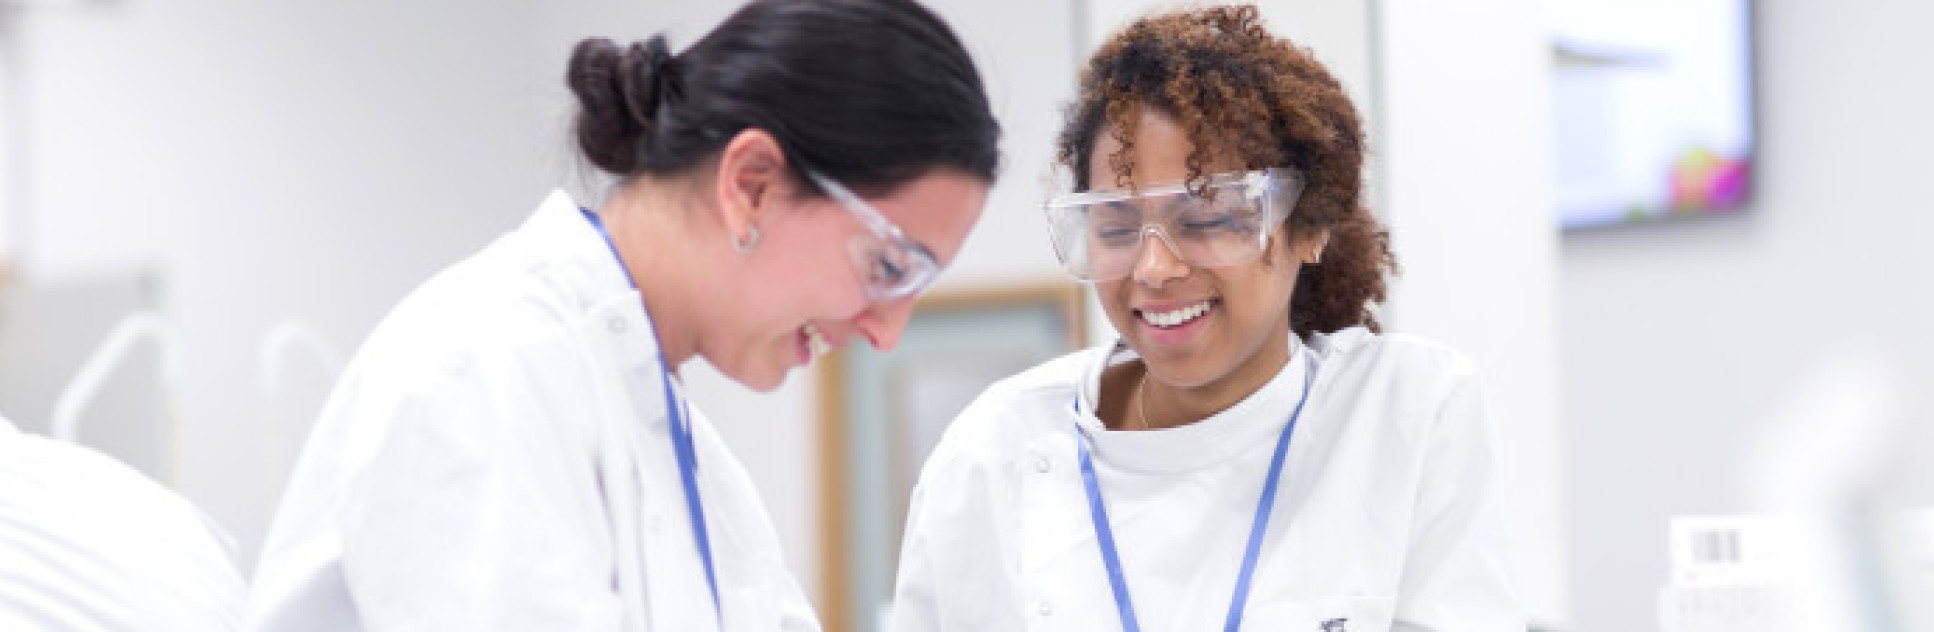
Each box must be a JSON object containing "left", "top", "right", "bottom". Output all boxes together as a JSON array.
[
  {"left": 1036, "top": 600, "right": 1053, "bottom": 617},
  {"left": 608, "top": 315, "right": 629, "bottom": 334},
  {"left": 1032, "top": 456, "right": 1050, "bottom": 473}
]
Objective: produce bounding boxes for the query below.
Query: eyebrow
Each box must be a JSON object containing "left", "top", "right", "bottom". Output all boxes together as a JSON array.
[
  {"left": 1155, "top": 194, "right": 1192, "bottom": 214},
  {"left": 1097, "top": 192, "right": 1193, "bottom": 217}
]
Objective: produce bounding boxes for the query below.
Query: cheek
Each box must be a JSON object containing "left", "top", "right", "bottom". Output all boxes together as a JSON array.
[
  {"left": 760, "top": 220, "right": 866, "bottom": 301},
  {"left": 1229, "top": 265, "right": 1299, "bottom": 324},
  {"left": 766, "top": 265, "right": 851, "bottom": 321},
  {"left": 1094, "top": 281, "right": 1141, "bottom": 325}
]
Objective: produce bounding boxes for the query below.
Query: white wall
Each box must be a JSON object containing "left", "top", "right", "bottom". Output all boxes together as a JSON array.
[
  {"left": 1376, "top": 0, "right": 1568, "bottom": 625},
  {"left": 1559, "top": 1, "right": 1934, "bottom": 630},
  {"left": 9, "top": 0, "right": 553, "bottom": 560},
  {"left": 1, "top": 8, "right": 25, "bottom": 264}
]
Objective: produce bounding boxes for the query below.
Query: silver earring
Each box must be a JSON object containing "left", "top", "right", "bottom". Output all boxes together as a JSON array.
[{"left": 734, "top": 225, "right": 760, "bottom": 254}]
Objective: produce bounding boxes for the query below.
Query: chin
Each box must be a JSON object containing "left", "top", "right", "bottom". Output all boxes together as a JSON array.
[
  {"left": 1145, "top": 364, "right": 1223, "bottom": 390},
  {"left": 1139, "top": 348, "right": 1235, "bottom": 389},
  {"left": 710, "top": 357, "right": 784, "bottom": 393},
  {"left": 739, "top": 369, "right": 789, "bottom": 393}
]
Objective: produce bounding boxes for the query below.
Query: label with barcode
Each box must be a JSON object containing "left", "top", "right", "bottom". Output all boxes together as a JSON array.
[
  {"left": 1690, "top": 527, "right": 1742, "bottom": 565},
  {"left": 1669, "top": 515, "right": 1795, "bottom": 584}
]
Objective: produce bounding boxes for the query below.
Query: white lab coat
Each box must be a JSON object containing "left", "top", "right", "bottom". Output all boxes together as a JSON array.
[
  {"left": 0, "top": 416, "right": 245, "bottom": 631},
  {"left": 890, "top": 328, "right": 1522, "bottom": 632},
  {"left": 246, "top": 191, "right": 819, "bottom": 632}
]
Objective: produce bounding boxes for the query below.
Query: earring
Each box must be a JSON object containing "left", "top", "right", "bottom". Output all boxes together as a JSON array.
[{"left": 734, "top": 225, "right": 760, "bottom": 254}]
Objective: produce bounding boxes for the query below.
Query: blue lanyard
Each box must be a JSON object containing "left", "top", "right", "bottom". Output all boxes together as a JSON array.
[
  {"left": 581, "top": 208, "right": 723, "bottom": 624},
  {"left": 1075, "top": 352, "right": 1314, "bottom": 632}
]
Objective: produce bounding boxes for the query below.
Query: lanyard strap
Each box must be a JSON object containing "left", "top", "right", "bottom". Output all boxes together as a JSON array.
[
  {"left": 1075, "top": 352, "right": 1315, "bottom": 632},
  {"left": 663, "top": 370, "right": 724, "bottom": 622},
  {"left": 582, "top": 207, "right": 723, "bottom": 624}
]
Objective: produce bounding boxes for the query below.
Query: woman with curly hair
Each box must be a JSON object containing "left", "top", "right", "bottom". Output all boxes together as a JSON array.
[{"left": 889, "top": 6, "right": 1521, "bottom": 631}]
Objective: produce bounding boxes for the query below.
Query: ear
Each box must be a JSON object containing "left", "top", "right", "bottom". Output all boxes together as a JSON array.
[
  {"left": 1294, "top": 228, "right": 1332, "bottom": 265},
  {"left": 711, "top": 128, "right": 791, "bottom": 247}
]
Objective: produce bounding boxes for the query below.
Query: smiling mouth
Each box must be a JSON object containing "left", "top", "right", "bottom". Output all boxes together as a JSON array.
[{"left": 1136, "top": 299, "right": 1215, "bottom": 328}]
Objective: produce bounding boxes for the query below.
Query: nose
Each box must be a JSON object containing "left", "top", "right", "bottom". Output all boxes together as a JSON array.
[
  {"left": 852, "top": 298, "right": 916, "bottom": 352},
  {"left": 1131, "top": 225, "right": 1189, "bottom": 286}
]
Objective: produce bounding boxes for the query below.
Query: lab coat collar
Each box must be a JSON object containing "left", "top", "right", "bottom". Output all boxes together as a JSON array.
[
  {"left": 1072, "top": 334, "right": 1312, "bottom": 474},
  {"left": 517, "top": 190, "right": 668, "bottom": 381},
  {"left": 517, "top": 190, "right": 643, "bottom": 313}
]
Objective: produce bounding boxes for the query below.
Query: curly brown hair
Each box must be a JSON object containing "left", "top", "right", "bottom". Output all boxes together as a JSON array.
[{"left": 1057, "top": 4, "right": 1396, "bottom": 336}]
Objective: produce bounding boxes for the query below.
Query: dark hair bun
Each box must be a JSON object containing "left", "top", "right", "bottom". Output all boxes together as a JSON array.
[
  {"left": 562, "top": 0, "right": 999, "bottom": 190},
  {"left": 567, "top": 35, "right": 677, "bottom": 175}
]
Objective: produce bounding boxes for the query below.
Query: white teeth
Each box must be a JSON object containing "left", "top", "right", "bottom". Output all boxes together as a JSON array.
[
  {"left": 804, "top": 324, "right": 830, "bottom": 357},
  {"left": 1140, "top": 301, "right": 1212, "bottom": 328}
]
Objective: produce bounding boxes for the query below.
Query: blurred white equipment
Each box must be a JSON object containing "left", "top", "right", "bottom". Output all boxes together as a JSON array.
[
  {"left": 0, "top": 414, "right": 245, "bottom": 630},
  {"left": 49, "top": 310, "right": 181, "bottom": 445},
  {"left": 0, "top": 273, "right": 170, "bottom": 481},
  {"left": 257, "top": 319, "right": 345, "bottom": 404},
  {"left": 1659, "top": 514, "right": 1803, "bottom": 632},
  {"left": 1663, "top": 350, "right": 1934, "bottom": 632}
]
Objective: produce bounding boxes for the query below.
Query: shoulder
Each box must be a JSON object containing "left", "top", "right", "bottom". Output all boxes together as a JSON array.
[
  {"left": 310, "top": 230, "right": 618, "bottom": 479},
  {"left": 351, "top": 232, "right": 602, "bottom": 396},
  {"left": 1308, "top": 327, "right": 1487, "bottom": 441},
  {"left": 917, "top": 346, "right": 1102, "bottom": 479},
  {"left": 980, "top": 346, "right": 1099, "bottom": 412},
  {"left": 1313, "top": 327, "right": 1480, "bottom": 393}
]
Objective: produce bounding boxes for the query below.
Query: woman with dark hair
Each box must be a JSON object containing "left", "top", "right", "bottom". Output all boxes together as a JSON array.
[
  {"left": 890, "top": 6, "right": 1519, "bottom": 631},
  {"left": 246, "top": 1, "right": 998, "bottom": 629}
]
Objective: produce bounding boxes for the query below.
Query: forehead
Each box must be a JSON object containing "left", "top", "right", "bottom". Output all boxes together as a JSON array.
[
  {"left": 860, "top": 169, "right": 987, "bottom": 265},
  {"left": 1087, "top": 109, "right": 1245, "bottom": 191}
]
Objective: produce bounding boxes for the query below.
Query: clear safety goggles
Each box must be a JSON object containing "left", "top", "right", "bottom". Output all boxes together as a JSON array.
[
  {"left": 806, "top": 170, "right": 942, "bottom": 304},
  {"left": 1043, "top": 168, "right": 1305, "bottom": 282}
]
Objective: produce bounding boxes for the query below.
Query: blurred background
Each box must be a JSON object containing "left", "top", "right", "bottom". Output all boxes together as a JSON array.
[{"left": 0, "top": 0, "right": 1926, "bottom": 630}]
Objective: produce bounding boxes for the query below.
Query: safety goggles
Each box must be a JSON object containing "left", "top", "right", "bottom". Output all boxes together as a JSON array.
[
  {"left": 806, "top": 171, "right": 942, "bottom": 304},
  {"left": 1043, "top": 168, "right": 1305, "bottom": 282}
]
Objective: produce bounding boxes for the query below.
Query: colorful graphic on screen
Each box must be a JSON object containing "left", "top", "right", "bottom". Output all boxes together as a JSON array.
[{"left": 1550, "top": 0, "right": 1756, "bottom": 229}]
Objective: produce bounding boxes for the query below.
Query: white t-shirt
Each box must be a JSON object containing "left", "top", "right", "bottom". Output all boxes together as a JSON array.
[{"left": 890, "top": 328, "right": 1522, "bottom": 631}]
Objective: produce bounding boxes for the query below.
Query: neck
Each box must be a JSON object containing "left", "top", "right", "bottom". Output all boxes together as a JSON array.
[
  {"left": 597, "top": 177, "right": 721, "bottom": 372},
  {"left": 1133, "top": 324, "right": 1293, "bottom": 430}
]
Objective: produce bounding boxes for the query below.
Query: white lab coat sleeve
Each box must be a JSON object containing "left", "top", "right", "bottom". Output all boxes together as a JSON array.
[
  {"left": 760, "top": 487, "right": 821, "bottom": 632},
  {"left": 887, "top": 383, "right": 1022, "bottom": 632},
  {"left": 888, "top": 467, "right": 943, "bottom": 632},
  {"left": 336, "top": 351, "right": 621, "bottom": 631},
  {"left": 1392, "top": 371, "right": 1526, "bottom": 631},
  {"left": 687, "top": 410, "right": 823, "bottom": 632},
  {"left": 776, "top": 567, "right": 820, "bottom": 632}
]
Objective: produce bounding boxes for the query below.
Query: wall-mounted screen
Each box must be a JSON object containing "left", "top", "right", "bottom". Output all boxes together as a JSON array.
[{"left": 1550, "top": 0, "right": 1757, "bottom": 230}]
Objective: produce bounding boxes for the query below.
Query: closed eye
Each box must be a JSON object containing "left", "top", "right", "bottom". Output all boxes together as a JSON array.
[
  {"left": 872, "top": 253, "right": 905, "bottom": 284},
  {"left": 1180, "top": 215, "right": 1240, "bottom": 231}
]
